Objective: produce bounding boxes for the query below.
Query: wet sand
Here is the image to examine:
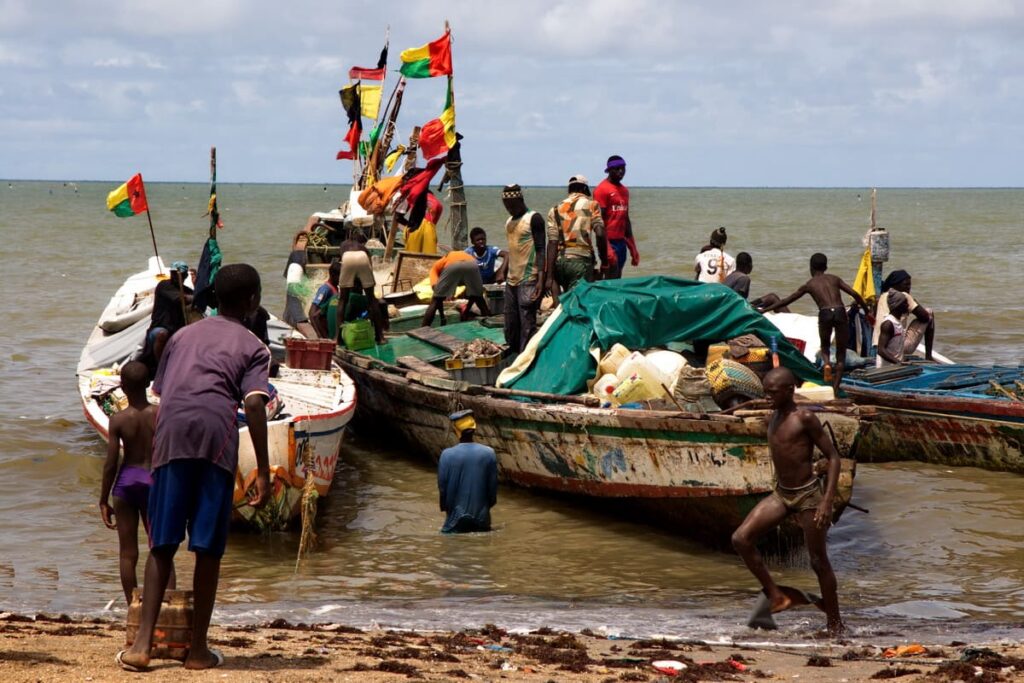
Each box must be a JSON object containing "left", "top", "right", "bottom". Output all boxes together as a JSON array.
[{"left": 2, "top": 612, "right": 1022, "bottom": 682}]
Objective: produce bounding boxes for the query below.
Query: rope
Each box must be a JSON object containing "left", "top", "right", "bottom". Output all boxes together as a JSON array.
[{"left": 294, "top": 422, "right": 318, "bottom": 572}]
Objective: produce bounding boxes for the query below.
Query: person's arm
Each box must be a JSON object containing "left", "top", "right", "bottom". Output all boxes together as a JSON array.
[
  {"left": 99, "top": 417, "right": 121, "bottom": 529},
  {"left": 487, "top": 453, "right": 498, "bottom": 508},
  {"left": 910, "top": 303, "right": 932, "bottom": 324},
  {"left": 802, "top": 410, "right": 841, "bottom": 529},
  {"left": 590, "top": 200, "right": 609, "bottom": 278},
  {"left": 838, "top": 279, "right": 873, "bottom": 320},
  {"left": 876, "top": 320, "right": 903, "bottom": 364},
  {"left": 529, "top": 213, "right": 547, "bottom": 303},
  {"left": 544, "top": 207, "right": 560, "bottom": 301},
  {"left": 494, "top": 248, "right": 509, "bottom": 283},
  {"left": 437, "top": 456, "right": 448, "bottom": 512},
  {"left": 759, "top": 285, "right": 806, "bottom": 313},
  {"left": 241, "top": 347, "right": 272, "bottom": 507},
  {"left": 624, "top": 215, "right": 639, "bottom": 266}
]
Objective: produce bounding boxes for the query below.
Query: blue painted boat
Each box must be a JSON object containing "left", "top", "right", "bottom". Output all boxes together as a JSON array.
[{"left": 841, "top": 364, "right": 1024, "bottom": 473}]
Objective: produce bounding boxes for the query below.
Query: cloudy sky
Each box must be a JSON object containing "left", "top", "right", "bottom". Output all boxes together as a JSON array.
[{"left": 1, "top": 0, "right": 1021, "bottom": 186}]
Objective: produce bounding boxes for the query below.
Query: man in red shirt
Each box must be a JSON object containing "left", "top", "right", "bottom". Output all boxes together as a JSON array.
[{"left": 593, "top": 155, "right": 639, "bottom": 279}]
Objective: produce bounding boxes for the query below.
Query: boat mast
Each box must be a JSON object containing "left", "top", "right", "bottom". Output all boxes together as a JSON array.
[{"left": 444, "top": 20, "right": 468, "bottom": 250}]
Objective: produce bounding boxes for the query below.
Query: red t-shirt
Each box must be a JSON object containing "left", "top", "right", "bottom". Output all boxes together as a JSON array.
[{"left": 594, "top": 179, "right": 630, "bottom": 241}]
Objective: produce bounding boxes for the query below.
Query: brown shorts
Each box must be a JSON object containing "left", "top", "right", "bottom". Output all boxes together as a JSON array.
[
  {"left": 339, "top": 251, "right": 375, "bottom": 289},
  {"left": 772, "top": 478, "right": 823, "bottom": 515}
]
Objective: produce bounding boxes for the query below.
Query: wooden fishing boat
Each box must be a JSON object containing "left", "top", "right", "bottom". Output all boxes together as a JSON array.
[
  {"left": 840, "top": 364, "right": 1024, "bottom": 474},
  {"left": 78, "top": 257, "right": 357, "bottom": 530},
  {"left": 335, "top": 278, "right": 870, "bottom": 548}
]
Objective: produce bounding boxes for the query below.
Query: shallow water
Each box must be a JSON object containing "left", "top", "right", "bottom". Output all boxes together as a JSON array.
[{"left": 1, "top": 181, "right": 1022, "bottom": 641}]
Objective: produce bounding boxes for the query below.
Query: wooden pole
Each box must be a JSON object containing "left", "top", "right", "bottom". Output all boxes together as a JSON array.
[
  {"left": 384, "top": 127, "right": 420, "bottom": 263},
  {"left": 144, "top": 209, "right": 161, "bottom": 265}
]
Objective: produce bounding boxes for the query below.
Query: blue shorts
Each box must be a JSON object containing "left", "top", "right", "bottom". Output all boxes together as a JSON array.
[{"left": 148, "top": 459, "right": 234, "bottom": 558}]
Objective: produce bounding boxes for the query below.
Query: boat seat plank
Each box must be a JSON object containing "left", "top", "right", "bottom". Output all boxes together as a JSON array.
[
  {"left": 396, "top": 355, "right": 450, "bottom": 378},
  {"left": 406, "top": 327, "right": 465, "bottom": 352}
]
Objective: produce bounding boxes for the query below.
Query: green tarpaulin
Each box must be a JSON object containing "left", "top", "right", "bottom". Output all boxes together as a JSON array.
[{"left": 502, "top": 276, "right": 821, "bottom": 395}]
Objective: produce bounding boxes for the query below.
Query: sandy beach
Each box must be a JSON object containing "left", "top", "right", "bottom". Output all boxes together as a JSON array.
[{"left": 2, "top": 612, "right": 1021, "bottom": 682}]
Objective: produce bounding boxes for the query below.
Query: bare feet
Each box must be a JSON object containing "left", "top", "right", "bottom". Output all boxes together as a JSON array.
[
  {"left": 183, "top": 647, "right": 224, "bottom": 670},
  {"left": 768, "top": 590, "right": 794, "bottom": 613}
]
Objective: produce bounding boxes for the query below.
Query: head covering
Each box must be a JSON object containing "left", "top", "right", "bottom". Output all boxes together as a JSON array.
[
  {"left": 449, "top": 409, "right": 476, "bottom": 437},
  {"left": 709, "top": 227, "right": 727, "bottom": 247},
  {"left": 568, "top": 174, "right": 589, "bottom": 187},
  {"left": 171, "top": 260, "right": 188, "bottom": 274},
  {"left": 604, "top": 155, "right": 626, "bottom": 172},
  {"left": 887, "top": 289, "right": 908, "bottom": 311},
  {"left": 881, "top": 269, "right": 910, "bottom": 293},
  {"left": 502, "top": 184, "right": 523, "bottom": 200}
]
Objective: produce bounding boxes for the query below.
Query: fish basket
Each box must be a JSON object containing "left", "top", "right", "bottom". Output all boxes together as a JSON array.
[
  {"left": 285, "top": 338, "right": 336, "bottom": 370},
  {"left": 445, "top": 353, "right": 508, "bottom": 386}
]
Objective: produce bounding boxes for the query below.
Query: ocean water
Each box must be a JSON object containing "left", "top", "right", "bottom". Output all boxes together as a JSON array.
[{"left": 1, "top": 181, "right": 1022, "bottom": 642}]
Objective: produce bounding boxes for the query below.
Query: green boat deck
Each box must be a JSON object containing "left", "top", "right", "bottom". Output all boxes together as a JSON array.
[{"left": 355, "top": 320, "right": 507, "bottom": 365}]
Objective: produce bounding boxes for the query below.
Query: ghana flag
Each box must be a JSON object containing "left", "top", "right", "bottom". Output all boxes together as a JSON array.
[
  {"left": 399, "top": 31, "right": 452, "bottom": 78},
  {"left": 106, "top": 173, "right": 149, "bottom": 217}
]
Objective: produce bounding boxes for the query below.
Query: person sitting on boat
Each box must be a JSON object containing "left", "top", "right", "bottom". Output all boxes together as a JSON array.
[
  {"left": 872, "top": 269, "right": 935, "bottom": 361},
  {"left": 546, "top": 174, "right": 608, "bottom": 303},
  {"left": 309, "top": 258, "right": 340, "bottom": 339},
  {"left": 403, "top": 191, "right": 442, "bottom": 254},
  {"left": 694, "top": 227, "right": 736, "bottom": 283},
  {"left": 502, "top": 184, "right": 547, "bottom": 353},
  {"left": 98, "top": 360, "right": 176, "bottom": 606},
  {"left": 876, "top": 290, "right": 912, "bottom": 367},
  {"left": 421, "top": 251, "right": 491, "bottom": 327},
  {"left": 438, "top": 410, "right": 498, "bottom": 534},
  {"left": 731, "top": 367, "right": 845, "bottom": 637},
  {"left": 146, "top": 261, "right": 194, "bottom": 368},
  {"left": 724, "top": 252, "right": 753, "bottom": 299},
  {"left": 282, "top": 231, "right": 318, "bottom": 339},
  {"left": 335, "top": 235, "right": 386, "bottom": 345},
  {"left": 759, "top": 253, "right": 873, "bottom": 393},
  {"left": 465, "top": 227, "right": 507, "bottom": 285}
]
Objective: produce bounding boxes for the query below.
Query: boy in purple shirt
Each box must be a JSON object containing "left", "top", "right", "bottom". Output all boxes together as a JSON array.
[{"left": 117, "top": 264, "right": 271, "bottom": 672}]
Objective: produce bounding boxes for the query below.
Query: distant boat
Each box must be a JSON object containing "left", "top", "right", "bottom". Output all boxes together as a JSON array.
[{"left": 78, "top": 257, "right": 357, "bottom": 530}]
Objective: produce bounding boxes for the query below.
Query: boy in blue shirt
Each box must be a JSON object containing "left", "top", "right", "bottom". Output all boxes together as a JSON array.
[{"left": 465, "top": 227, "right": 507, "bottom": 285}]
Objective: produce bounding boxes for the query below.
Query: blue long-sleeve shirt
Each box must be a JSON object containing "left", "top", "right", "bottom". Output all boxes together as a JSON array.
[{"left": 437, "top": 442, "right": 498, "bottom": 533}]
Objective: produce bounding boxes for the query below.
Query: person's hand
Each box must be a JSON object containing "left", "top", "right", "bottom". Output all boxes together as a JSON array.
[
  {"left": 99, "top": 501, "right": 116, "bottom": 529},
  {"left": 529, "top": 284, "right": 544, "bottom": 306},
  {"left": 630, "top": 252, "right": 640, "bottom": 267},
  {"left": 813, "top": 495, "right": 834, "bottom": 529},
  {"left": 866, "top": 313, "right": 876, "bottom": 326},
  {"left": 248, "top": 471, "right": 271, "bottom": 508}
]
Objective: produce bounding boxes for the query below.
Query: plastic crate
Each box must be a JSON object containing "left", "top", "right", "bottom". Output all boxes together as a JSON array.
[
  {"left": 285, "top": 338, "right": 336, "bottom": 370},
  {"left": 445, "top": 353, "right": 508, "bottom": 385}
]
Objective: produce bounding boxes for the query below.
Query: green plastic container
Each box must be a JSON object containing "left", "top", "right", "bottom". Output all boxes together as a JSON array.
[{"left": 342, "top": 319, "right": 375, "bottom": 350}]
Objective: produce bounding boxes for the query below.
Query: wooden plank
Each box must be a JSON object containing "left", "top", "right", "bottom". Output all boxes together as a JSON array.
[
  {"left": 406, "top": 326, "right": 464, "bottom": 352},
  {"left": 396, "top": 355, "right": 449, "bottom": 378}
]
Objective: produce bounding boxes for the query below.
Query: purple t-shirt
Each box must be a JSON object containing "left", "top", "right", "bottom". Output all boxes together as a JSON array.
[{"left": 152, "top": 315, "right": 271, "bottom": 475}]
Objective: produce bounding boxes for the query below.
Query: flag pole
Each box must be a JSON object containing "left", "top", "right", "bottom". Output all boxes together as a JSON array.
[
  {"left": 144, "top": 208, "right": 161, "bottom": 266},
  {"left": 443, "top": 20, "right": 468, "bottom": 250}
]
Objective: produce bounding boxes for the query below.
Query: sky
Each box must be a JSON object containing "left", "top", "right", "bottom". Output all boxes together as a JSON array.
[{"left": 1, "top": 0, "right": 1022, "bottom": 187}]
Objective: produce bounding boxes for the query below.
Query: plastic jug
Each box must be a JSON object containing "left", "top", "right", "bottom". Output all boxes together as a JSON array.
[
  {"left": 615, "top": 352, "right": 668, "bottom": 398},
  {"left": 612, "top": 374, "right": 654, "bottom": 404},
  {"left": 644, "top": 350, "right": 687, "bottom": 387},
  {"left": 598, "top": 343, "right": 631, "bottom": 377},
  {"left": 593, "top": 373, "right": 621, "bottom": 401}
]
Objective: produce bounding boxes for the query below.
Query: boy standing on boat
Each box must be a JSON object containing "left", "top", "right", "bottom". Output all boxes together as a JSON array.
[
  {"left": 546, "top": 174, "right": 608, "bottom": 301},
  {"left": 438, "top": 410, "right": 498, "bottom": 533},
  {"left": 594, "top": 155, "right": 639, "bottom": 279},
  {"left": 117, "top": 264, "right": 271, "bottom": 672},
  {"left": 501, "top": 185, "right": 547, "bottom": 352},
  {"left": 98, "top": 360, "right": 175, "bottom": 605},
  {"left": 759, "top": 253, "right": 873, "bottom": 392},
  {"left": 731, "top": 367, "right": 845, "bottom": 637}
]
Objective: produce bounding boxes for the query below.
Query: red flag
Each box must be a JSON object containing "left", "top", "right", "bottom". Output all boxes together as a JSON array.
[
  {"left": 336, "top": 119, "right": 361, "bottom": 160},
  {"left": 349, "top": 66, "right": 385, "bottom": 80}
]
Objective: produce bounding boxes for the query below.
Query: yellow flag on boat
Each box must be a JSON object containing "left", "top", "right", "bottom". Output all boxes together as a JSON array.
[
  {"left": 358, "top": 84, "right": 382, "bottom": 119},
  {"left": 852, "top": 247, "right": 876, "bottom": 305},
  {"left": 384, "top": 144, "right": 406, "bottom": 173}
]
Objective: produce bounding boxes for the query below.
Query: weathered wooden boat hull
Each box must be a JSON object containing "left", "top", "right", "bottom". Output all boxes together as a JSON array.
[
  {"left": 337, "top": 351, "right": 860, "bottom": 547},
  {"left": 841, "top": 387, "right": 1024, "bottom": 474}
]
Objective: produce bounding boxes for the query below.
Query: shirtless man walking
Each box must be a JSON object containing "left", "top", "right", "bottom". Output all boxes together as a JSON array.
[
  {"left": 759, "top": 253, "right": 872, "bottom": 392},
  {"left": 731, "top": 367, "right": 845, "bottom": 636}
]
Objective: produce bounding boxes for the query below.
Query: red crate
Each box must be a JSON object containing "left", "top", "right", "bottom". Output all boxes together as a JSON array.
[
  {"left": 785, "top": 337, "right": 807, "bottom": 354},
  {"left": 285, "top": 338, "right": 336, "bottom": 370}
]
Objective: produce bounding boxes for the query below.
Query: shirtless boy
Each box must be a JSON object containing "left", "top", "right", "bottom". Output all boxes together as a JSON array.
[
  {"left": 98, "top": 361, "right": 174, "bottom": 605},
  {"left": 759, "top": 253, "right": 872, "bottom": 392},
  {"left": 731, "top": 367, "right": 844, "bottom": 636}
]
